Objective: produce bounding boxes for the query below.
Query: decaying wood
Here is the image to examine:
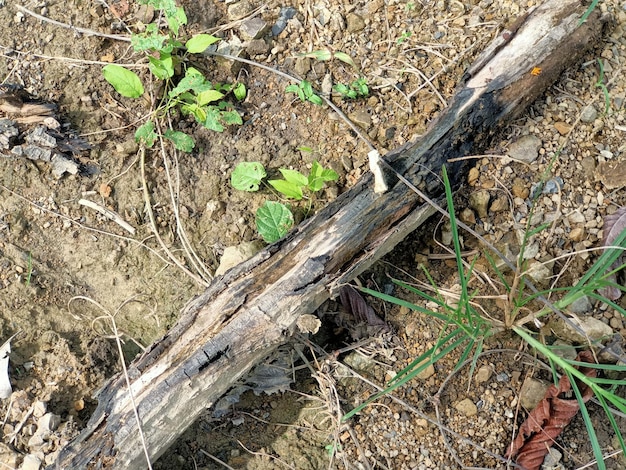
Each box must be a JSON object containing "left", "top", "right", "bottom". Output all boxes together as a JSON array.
[{"left": 50, "top": 2, "right": 607, "bottom": 468}]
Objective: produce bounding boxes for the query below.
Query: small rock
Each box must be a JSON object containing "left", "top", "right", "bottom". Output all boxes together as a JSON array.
[
  {"left": 321, "top": 74, "right": 333, "bottom": 95},
  {"left": 21, "top": 454, "right": 42, "bottom": 470},
  {"left": 579, "top": 156, "right": 596, "bottom": 177},
  {"left": 542, "top": 177, "right": 564, "bottom": 195},
  {"left": 567, "top": 210, "right": 585, "bottom": 224},
  {"left": 343, "top": 351, "right": 376, "bottom": 373},
  {"left": 508, "top": 134, "right": 542, "bottom": 164},
  {"left": 345, "top": 13, "right": 365, "bottom": 33},
  {"left": 365, "top": 0, "right": 384, "bottom": 16},
  {"left": 349, "top": 109, "right": 371, "bottom": 129},
  {"left": 215, "top": 241, "right": 264, "bottom": 276},
  {"left": 511, "top": 178, "right": 529, "bottom": 199},
  {"left": 271, "top": 7, "right": 297, "bottom": 36},
  {"left": 294, "top": 57, "right": 311, "bottom": 77},
  {"left": 580, "top": 104, "right": 598, "bottom": 123},
  {"left": 239, "top": 17, "right": 267, "bottom": 40},
  {"left": 551, "top": 340, "right": 577, "bottom": 361},
  {"left": 51, "top": 154, "right": 79, "bottom": 178},
  {"left": 415, "top": 359, "right": 435, "bottom": 379},
  {"left": 27, "top": 434, "right": 45, "bottom": 449},
  {"left": 296, "top": 314, "right": 321, "bottom": 334},
  {"left": 550, "top": 316, "right": 614, "bottom": 344},
  {"left": 468, "top": 167, "right": 479, "bottom": 185},
  {"left": 520, "top": 377, "right": 550, "bottom": 410},
  {"left": 227, "top": 0, "right": 252, "bottom": 20},
  {"left": 609, "top": 316, "right": 623, "bottom": 330},
  {"left": 32, "top": 401, "right": 47, "bottom": 418},
  {"left": 525, "top": 259, "right": 550, "bottom": 283},
  {"left": 599, "top": 149, "right": 614, "bottom": 160},
  {"left": 454, "top": 398, "right": 477, "bottom": 417},
  {"left": 554, "top": 121, "right": 572, "bottom": 135},
  {"left": 542, "top": 447, "right": 564, "bottom": 470},
  {"left": 567, "top": 295, "right": 593, "bottom": 314},
  {"left": 474, "top": 365, "right": 492, "bottom": 384},
  {"left": 136, "top": 4, "right": 154, "bottom": 24},
  {"left": 568, "top": 226, "right": 585, "bottom": 242},
  {"left": 459, "top": 207, "right": 476, "bottom": 225},
  {"left": 0, "top": 442, "right": 20, "bottom": 467},
  {"left": 245, "top": 39, "right": 269, "bottom": 56},
  {"left": 596, "top": 158, "right": 626, "bottom": 190},
  {"left": 469, "top": 190, "right": 490, "bottom": 219},
  {"left": 37, "top": 413, "right": 61, "bottom": 434},
  {"left": 489, "top": 197, "right": 508, "bottom": 213}
]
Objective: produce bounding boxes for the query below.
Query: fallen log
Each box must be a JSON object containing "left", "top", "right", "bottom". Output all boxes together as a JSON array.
[{"left": 51, "top": 1, "right": 607, "bottom": 468}]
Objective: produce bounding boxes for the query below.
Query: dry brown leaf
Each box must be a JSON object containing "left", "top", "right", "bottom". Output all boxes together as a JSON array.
[
  {"left": 598, "top": 206, "right": 626, "bottom": 300},
  {"left": 506, "top": 351, "right": 597, "bottom": 470},
  {"left": 339, "top": 285, "right": 387, "bottom": 327}
]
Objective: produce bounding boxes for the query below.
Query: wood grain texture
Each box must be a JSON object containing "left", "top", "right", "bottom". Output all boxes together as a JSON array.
[{"left": 50, "top": 2, "right": 607, "bottom": 468}]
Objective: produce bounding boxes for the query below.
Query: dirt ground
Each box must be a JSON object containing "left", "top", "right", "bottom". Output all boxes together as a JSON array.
[{"left": 1, "top": 0, "right": 626, "bottom": 469}]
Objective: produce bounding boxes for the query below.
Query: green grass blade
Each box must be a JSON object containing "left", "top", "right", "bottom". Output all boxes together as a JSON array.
[{"left": 570, "top": 376, "right": 605, "bottom": 470}]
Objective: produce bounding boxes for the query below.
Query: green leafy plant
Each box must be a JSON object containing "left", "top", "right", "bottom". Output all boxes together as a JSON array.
[
  {"left": 101, "top": 0, "right": 244, "bottom": 152},
  {"left": 342, "top": 165, "right": 626, "bottom": 470},
  {"left": 231, "top": 161, "right": 338, "bottom": 242},
  {"left": 333, "top": 78, "right": 369, "bottom": 100},
  {"left": 285, "top": 80, "right": 324, "bottom": 106}
]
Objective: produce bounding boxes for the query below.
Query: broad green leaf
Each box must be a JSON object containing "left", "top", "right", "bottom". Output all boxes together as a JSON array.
[
  {"left": 148, "top": 54, "right": 174, "bottom": 80},
  {"left": 302, "top": 80, "right": 314, "bottom": 97},
  {"left": 221, "top": 110, "right": 243, "bottom": 125},
  {"left": 166, "top": 6, "right": 187, "bottom": 36},
  {"left": 256, "top": 201, "right": 294, "bottom": 243},
  {"left": 279, "top": 169, "right": 308, "bottom": 187},
  {"left": 181, "top": 103, "right": 206, "bottom": 123},
  {"left": 308, "top": 93, "right": 324, "bottom": 106},
  {"left": 164, "top": 129, "right": 194, "bottom": 152},
  {"left": 334, "top": 51, "right": 356, "bottom": 68},
  {"left": 233, "top": 83, "right": 246, "bottom": 101},
  {"left": 135, "top": 120, "right": 156, "bottom": 147},
  {"left": 285, "top": 84, "right": 305, "bottom": 101},
  {"left": 308, "top": 161, "right": 338, "bottom": 191},
  {"left": 269, "top": 179, "right": 303, "bottom": 200},
  {"left": 231, "top": 162, "right": 266, "bottom": 192},
  {"left": 203, "top": 107, "right": 224, "bottom": 132},
  {"left": 186, "top": 34, "right": 220, "bottom": 53},
  {"left": 196, "top": 89, "right": 224, "bottom": 106},
  {"left": 169, "top": 71, "right": 206, "bottom": 98},
  {"left": 102, "top": 65, "right": 144, "bottom": 98},
  {"left": 131, "top": 24, "right": 167, "bottom": 51}
]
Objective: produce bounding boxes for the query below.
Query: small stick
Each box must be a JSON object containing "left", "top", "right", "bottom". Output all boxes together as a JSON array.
[{"left": 78, "top": 199, "right": 136, "bottom": 235}]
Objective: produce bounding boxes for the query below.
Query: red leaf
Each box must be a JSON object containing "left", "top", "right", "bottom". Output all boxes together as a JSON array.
[{"left": 506, "top": 351, "right": 597, "bottom": 470}]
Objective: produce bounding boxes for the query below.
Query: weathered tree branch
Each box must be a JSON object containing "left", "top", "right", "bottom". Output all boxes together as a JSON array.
[{"left": 51, "top": 2, "right": 607, "bottom": 468}]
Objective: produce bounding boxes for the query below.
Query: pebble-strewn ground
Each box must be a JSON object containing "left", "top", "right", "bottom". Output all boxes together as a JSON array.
[{"left": 0, "top": 0, "right": 625, "bottom": 468}]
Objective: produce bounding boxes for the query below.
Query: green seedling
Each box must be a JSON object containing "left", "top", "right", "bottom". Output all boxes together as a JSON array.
[
  {"left": 102, "top": 0, "right": 244, "bottom": 152},
  {"left": 231, "top": 161, "right": 338, "bottom": 242},
  {"left": 333, "top": 77, "right": 369, "bottom": 100},
  {"left": 595, "top": 58, "right": 611, "bottom": 114},
  {"left": 298, "top": 49, "right": 357, "bottom": 69},
  {"left": 285, "top": 80, "right": 324, "bottom": 106}
]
